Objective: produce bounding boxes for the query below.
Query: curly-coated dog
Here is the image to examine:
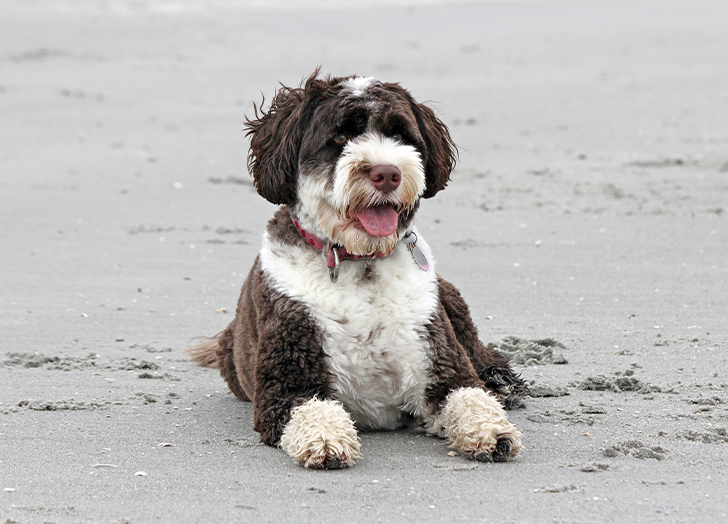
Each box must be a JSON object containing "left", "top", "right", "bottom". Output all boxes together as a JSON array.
[{"left": 190, "top": 72, "right": 527, "bottom": 469}]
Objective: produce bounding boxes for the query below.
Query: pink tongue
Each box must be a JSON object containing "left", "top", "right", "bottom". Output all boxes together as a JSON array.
[{"left": 355, "top": 205, "right": 399, "bottom": 237}]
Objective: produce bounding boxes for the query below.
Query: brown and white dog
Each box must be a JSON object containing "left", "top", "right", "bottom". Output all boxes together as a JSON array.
[{"left": 190, "top": 72, "right": 527, "bottom": 469}]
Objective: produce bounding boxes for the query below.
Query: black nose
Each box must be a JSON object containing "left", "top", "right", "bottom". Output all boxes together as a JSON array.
[{"left": 369, "top": 165, "right": 401, "bottom": 194}]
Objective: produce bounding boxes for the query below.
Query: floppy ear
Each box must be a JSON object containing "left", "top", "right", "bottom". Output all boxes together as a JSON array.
[
  {"left": 245, "top": 81, "right": 312, "bottom": 206},
  {"left": 409, "top": 101, "right": 458, "bottom": 199}
]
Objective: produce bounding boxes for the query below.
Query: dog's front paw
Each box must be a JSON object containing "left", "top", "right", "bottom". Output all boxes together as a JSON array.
[
  {"left": 438, "top": 387, "right": 522, "bottom": 462},
  {"left": 280, "top": 398, "right": 360, "bottom": 469}
]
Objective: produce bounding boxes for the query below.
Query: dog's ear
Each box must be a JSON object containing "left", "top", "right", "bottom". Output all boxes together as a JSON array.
[
  {"left": 409, "top": 101, "right": 458, "bottom": 199},
  {"left": 245, "top": 72, "right": 324, "bottom": 206}
]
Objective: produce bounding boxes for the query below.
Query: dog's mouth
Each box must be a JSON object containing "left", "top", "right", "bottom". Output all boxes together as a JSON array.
[{"left": 352, "top": 204, "right": 399, "bottom": 237}]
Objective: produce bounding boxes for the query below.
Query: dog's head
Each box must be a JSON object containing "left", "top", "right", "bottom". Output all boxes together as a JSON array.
[{"left": 245, "top": 71, "right": 457, "bottom": 256}]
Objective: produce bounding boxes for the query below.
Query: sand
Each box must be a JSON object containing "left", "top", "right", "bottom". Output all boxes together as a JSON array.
[{"left": 1, "top": 0, "right": 727, "bottom": 522}]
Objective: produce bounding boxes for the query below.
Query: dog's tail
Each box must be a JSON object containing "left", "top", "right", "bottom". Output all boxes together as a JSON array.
[{"left": 187, "top": 336, "right": 220, "bottom": 368}]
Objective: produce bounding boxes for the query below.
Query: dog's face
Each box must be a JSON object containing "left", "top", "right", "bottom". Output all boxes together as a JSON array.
[{"left": 245, "top": 73, "right": 456, "bottom": 256}]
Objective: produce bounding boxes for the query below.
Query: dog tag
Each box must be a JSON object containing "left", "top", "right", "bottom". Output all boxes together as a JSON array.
[
  {"left": 409, "top": 243, "right": 429, "bottom": 271},
  {"left": 404, "top": 232, "right": 429, "bottom": 271},
  {"left": 326, "top": 243, "right": 340, "bottom": 283}
]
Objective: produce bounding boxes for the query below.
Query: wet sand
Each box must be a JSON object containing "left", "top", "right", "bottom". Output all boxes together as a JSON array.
[{"left": 1, "top": 1, "right": 727, "bottom": 522}]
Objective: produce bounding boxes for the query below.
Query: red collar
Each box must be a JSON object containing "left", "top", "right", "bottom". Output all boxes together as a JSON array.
[{"left": 291, "top": 217, "right": 394, "bottom": 269}]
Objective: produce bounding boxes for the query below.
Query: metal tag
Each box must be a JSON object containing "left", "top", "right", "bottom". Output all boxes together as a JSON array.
[
  {"left": 409, "top": 244, "right": 429, "bottom": 271},
  {"left": 326, "top": 243, "right": 340, "bottom": 283},
  {"left": 404, "top": 232, "right": 429, "bottom": 271}
]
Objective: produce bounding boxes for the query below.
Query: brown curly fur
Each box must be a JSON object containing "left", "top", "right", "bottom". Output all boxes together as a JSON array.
[{"left": 189, "top": 72, "right": 524, "bottom": 451}]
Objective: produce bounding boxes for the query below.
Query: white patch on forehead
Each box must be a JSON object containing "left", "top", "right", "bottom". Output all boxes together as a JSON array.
[{"left": 341, "top": 76, "right": 378, "bottom": 97}]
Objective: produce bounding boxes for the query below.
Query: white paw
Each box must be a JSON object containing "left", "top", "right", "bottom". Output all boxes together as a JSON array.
[
  {"left": 280, "top": 398, "right": 361, "bottom": 469},
  {"left": 433, "top": 387, "right": 522, "bottom": 462}
]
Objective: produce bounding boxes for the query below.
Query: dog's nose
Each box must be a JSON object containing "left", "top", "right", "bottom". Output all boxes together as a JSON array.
[{"left": 369, "top": 165, "right": 401, "bottom": 194}]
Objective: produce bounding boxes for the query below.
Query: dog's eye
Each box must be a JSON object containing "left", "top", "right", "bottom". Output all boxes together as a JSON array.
[
  {"left": 334, "top": 134, "right": 348, "bottom": 145},
  {"left": 392, "top": 133, "right": 403, "bottom": 142}
]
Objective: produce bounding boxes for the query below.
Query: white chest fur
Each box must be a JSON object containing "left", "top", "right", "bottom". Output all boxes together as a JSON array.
[{"left": 259, "top": 229, "right": 439, "bottom": 430}]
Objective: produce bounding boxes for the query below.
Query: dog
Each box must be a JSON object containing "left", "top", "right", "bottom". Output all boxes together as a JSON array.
[{"left": 190, "top": 71, "right": 527, "bottom": 469}]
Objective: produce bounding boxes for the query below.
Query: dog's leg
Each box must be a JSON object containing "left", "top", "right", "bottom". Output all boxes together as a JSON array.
[
  {"left": 425, "top": 298, "right": 522, "bottom": 462},
  {"left": 233, "top": 260, "right": 362, "bottom": 468},
  {"left": 437, "top": 277, "right": 528, "bottom": 400},
  {"left": 430, "top": 387, "right": 521, "bottom": 462},
  {"left": 280, "top": 398, "right": 360, "bottom": 469}
]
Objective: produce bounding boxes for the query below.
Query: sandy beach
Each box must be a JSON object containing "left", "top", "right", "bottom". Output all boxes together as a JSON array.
[{"left": 1, "top": 0, "right": 727, "bottom": 522}]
